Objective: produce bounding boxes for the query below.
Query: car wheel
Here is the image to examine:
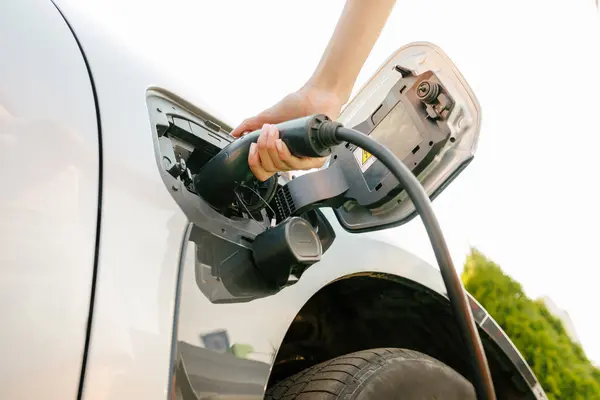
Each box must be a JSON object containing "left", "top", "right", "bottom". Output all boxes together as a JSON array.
[{"left": 265, "top": 348, "right": 476, "bottom": 399}]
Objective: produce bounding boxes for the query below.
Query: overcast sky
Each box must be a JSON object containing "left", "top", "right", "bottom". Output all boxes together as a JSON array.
[{"left": 85, "top": 0, "right": 600, "bottom": 363}]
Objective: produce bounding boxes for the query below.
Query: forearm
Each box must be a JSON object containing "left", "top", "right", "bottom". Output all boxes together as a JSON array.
[{"left": 306, "top": 0, "right": 397, "bottom": 104}]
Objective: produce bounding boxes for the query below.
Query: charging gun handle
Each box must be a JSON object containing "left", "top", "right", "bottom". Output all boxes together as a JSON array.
[
  {"left": 239, "top": 114, "right": 337, "bottom": 158},
  {"left": 194, "top": 114, "right": 339, "bottom": 211}
]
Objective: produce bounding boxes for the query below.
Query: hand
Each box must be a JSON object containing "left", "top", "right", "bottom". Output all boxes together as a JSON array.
[
  {"left": 247, "top": 123, "right": 326, "bottom": 181},
  {"left": 230, "top": 84, "right": 344, "bottom": 181}
]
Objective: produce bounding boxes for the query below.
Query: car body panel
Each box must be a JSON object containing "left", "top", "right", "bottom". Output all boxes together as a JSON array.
[
  {"left": 48, "top": 1, "right": 193, "bottom": 398},
  {"left": 6, "top": 1, "right": 546, "bottom": 399},
  {"left": 0, "top": 0, "right": 99, "bottom": 398},
  {"left": 174, "top": 208, "right": 545, "bottom": 399}
]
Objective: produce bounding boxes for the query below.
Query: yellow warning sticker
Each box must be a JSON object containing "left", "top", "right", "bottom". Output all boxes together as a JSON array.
[{"left": 354, "top": 147, "right": 376, "bottom": 172}]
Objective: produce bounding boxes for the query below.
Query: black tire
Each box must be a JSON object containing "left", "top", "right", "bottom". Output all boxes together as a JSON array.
[{"left": 265, "top": 348, "right": 476, "bottom": 400}]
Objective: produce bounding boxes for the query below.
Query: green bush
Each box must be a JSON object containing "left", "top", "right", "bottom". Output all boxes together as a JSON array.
[{"left": 461, "top": 248, "right": 600, "bottom": 399}]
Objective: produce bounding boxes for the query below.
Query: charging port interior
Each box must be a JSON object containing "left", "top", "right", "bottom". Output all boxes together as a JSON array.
[{"left": 154, "top": 107, "right": 234, "bottom": 195}]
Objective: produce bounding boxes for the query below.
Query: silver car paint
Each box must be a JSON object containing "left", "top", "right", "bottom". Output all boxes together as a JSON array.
[
  {"left": 1, "top": 1, "right": 545, "bottom": 399},
  {"left": 44, "top": 2, "right": 456, "bottom": 398},
  {"left": 0, "top": 0, "right": 99, "bottom": 398}
]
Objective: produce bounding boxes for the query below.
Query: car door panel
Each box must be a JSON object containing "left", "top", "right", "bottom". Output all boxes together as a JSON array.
[
  {"left": 49, "top": 2, "right": 192, "bottom": 398},
  {"left": 0, "top": 0, "right": 100, "bottom": 398}
]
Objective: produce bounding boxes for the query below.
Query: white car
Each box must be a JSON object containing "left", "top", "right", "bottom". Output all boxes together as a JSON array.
[{"left": 0, "top": 1, "right": 547, "bottom": 399}]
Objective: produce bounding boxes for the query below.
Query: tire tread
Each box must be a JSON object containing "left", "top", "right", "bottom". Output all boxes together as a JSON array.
[{"left": 265, "top": 348, "right": 446, "bottom": 400}]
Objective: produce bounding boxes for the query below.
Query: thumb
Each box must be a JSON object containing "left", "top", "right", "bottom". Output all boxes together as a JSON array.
[{"left": 230, "top": 116, "right": 266, "bottom": 138}]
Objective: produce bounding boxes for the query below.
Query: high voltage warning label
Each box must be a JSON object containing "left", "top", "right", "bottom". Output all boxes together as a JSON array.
[
  {"left": 362, "top": 150, "right": 372, "bottom": 164},
  {"left": 354, "top": 147, "right": 376, "bottom": 172}
]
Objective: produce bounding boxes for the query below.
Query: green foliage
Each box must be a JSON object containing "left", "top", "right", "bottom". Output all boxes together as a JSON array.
[{"left": 462, "top": 248, "right": 600, "bottom": 399}]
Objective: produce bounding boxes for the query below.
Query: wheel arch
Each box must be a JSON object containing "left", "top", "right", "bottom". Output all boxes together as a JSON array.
[{"left": 268, "top": 271, "right": 542, "bottom": 399}]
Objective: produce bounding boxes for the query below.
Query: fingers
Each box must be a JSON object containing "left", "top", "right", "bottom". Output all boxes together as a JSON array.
[
  {"left": 231, "top": 116, "right": 265, "bottom": 138},
  {"left": 248, "top": 143, "right": 271, "bottom": 181},
  {"left": 230, "top": 118, "right": 254, "bottom": 138},
  {"left": 247, "top": 123, "right": 328, "bottom": 181},
  {"left": 275, "top": 138, "right": 327, "bottom": 170},
  {"left": 230, "top": 108, "right": 280, "bottom": 138},
  {"left": 256, "top": 124, "right": 277, "bottom": 173},
  {"left": 261, "top": 124, "right": 293, "bottom": 172}
]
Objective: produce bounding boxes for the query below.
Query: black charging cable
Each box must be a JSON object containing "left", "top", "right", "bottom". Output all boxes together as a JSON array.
[{"left": 333, "top": 126, "right": 496, "bottom": 400}]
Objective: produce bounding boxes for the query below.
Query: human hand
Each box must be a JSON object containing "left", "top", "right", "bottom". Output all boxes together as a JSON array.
[
  {"left": 246, "top": 123, "right": 326, "bottom": 181},
  {"left": 230, "top": 84, "right": 344, "bottom": 181}
]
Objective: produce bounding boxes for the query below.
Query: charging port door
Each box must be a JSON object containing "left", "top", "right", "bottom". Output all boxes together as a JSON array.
[
  {"left": 146, "top": 89, "right": 337, "bottom": 304},
  {"left": 332, "top": 42, "right": 482, "bottom": 233}
]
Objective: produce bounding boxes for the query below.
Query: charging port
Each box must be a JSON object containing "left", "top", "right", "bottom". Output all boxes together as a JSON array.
[{"left": 152, "top": 99, "right": 234, "bottom": 195}]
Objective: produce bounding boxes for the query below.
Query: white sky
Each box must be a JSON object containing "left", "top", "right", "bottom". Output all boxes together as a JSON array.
[{"left": 83, "top": 0, "right": 600, "bottom": 363}]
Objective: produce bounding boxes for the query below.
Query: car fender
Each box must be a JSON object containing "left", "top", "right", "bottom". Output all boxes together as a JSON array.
[{"left": 175, "top": 208, "right": 545, "bottom": 399}]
